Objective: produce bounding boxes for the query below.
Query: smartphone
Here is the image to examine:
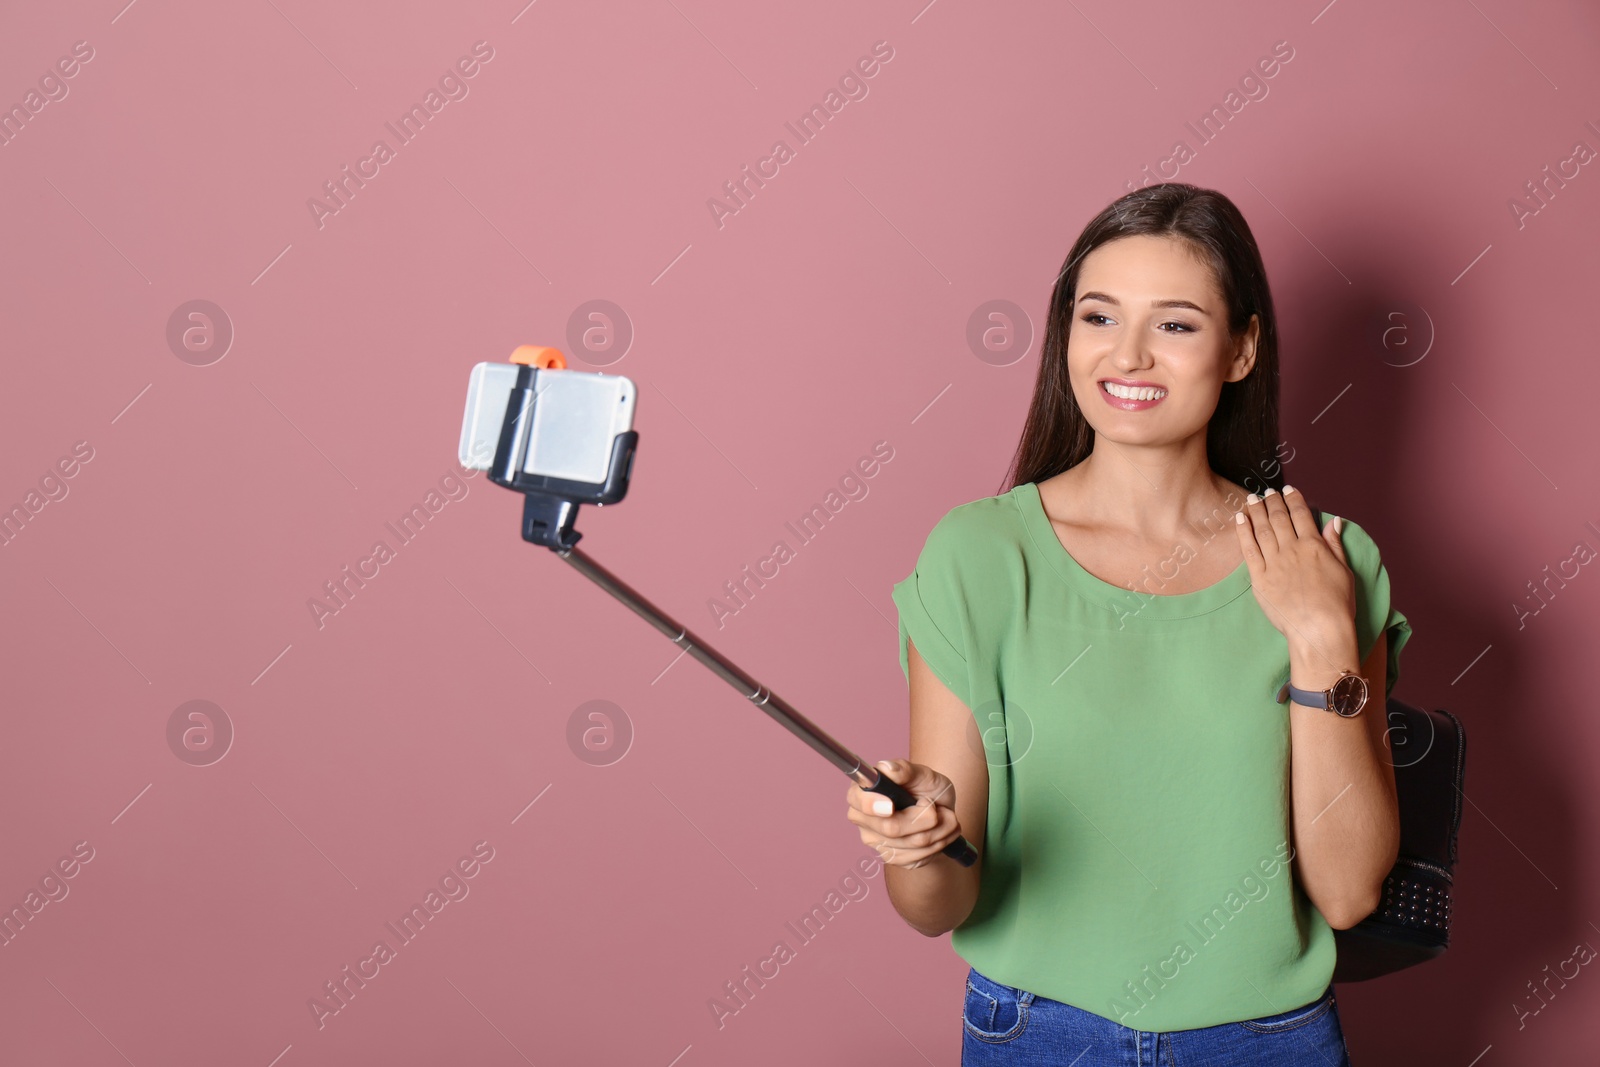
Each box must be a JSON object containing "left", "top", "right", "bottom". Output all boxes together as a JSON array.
[{"left": 458, "top": 361, "right": 637, "bottom": 505}]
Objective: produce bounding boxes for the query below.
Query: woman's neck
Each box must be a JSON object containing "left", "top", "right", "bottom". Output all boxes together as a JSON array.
[{"left": 1049, "top": 444, "right": 1241, "bottom": 543}]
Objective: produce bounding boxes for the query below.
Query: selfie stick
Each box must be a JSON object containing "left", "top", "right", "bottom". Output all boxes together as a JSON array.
[{"left": 486, "top": 347, "right": 978, "bottom": 869}]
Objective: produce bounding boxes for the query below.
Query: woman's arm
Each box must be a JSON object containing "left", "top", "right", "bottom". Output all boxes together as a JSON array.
[
  {"left": 1286, "top": 625, "right": 1400, "bottom": 929},
  {"left": 879, "top": 638, "right": 989, "bottom": 937},
  {"left": 1232, "top": 488, "right": 1403, "bottom": 929}
]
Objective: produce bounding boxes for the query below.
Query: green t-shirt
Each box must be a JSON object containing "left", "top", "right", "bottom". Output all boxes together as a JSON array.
[{"left": 891, "top": 481, "right": 1413, "bottom": 1031}]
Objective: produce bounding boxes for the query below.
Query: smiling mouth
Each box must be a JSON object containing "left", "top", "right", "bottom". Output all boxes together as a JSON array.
[{"left": 1100, "top": 381, "right": 1168, "bottom": 400}]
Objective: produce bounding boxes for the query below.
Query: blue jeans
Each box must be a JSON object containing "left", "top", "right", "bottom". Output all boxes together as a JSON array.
[{"left": 961, "top": 967, "right": 1351, "bottom": 1066}]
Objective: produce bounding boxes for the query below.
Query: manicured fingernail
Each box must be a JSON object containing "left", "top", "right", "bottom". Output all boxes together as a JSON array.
[
  {"left": 876, "top": 760, "right": 892, "bottom": 772},
  {"left": 1263, "top": 488, "right": 1277, "bottom": 497},
  {"left": 1282, "top": 485, "right": 1296, "bottom": 495},
  {"left": 873, "top": 799, "right": 893, "bottom": 815},
  {"left": 1333, "top": 515, "right": 1343, "bottom": 533},
  {"left": 1246, "top": 493, "right": 1259, "bottom": 504},
  {"left": 1234, "top": 511, "right": 1245, "bottom": 523}
]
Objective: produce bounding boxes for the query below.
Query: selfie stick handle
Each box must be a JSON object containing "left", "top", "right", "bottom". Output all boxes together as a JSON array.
[{"left": 538, "top": 510, "right": 978, "bottom": 869}]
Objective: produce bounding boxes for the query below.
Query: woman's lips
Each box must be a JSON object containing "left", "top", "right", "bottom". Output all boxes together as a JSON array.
[{"left": 1097, "top": 380, "right": 1167, "bottom": 410}]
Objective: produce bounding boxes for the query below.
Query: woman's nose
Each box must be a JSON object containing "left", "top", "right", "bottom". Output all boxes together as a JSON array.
[{"left": 1109, "top": 329, "right": 1155, "bottom": 370}]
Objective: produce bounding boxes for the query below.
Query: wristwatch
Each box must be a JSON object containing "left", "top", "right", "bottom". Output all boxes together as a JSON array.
[{"left": 1276, "top": 669, "right": 1369, "bottom": 717}]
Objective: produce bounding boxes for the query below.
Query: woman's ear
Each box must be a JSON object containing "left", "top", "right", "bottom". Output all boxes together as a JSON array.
[{"left": 1227, "top": 313, "right": 1260, "bottom": 382}]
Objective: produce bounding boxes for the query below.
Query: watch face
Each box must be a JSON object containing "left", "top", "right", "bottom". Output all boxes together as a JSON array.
[{"left": 1330, "top": 673, "right": 1368, "bottom": 716}]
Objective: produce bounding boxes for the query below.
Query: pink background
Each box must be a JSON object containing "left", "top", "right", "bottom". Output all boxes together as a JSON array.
[{"left": 2, "top": 0, "right": 1597, "bottom": 1063}]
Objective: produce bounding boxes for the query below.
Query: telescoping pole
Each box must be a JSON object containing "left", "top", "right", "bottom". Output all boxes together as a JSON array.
[{"left": 551, "top": 541, "right": 979, "bottom": 868}]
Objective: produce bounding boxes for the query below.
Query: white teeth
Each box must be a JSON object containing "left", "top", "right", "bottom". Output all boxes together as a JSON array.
[{"left": 1103, "top": 382, "right": 1166, "bottom": 400}]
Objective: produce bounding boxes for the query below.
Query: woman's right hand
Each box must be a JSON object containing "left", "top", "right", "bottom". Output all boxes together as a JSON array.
[{"left": 845, "top": 758, "right": 964, "bottom": 870}]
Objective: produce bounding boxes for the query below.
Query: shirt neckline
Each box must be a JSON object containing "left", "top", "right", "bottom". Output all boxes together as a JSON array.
[{"left": 1011, "top": 480, "right": 1254, "bottom": 620}]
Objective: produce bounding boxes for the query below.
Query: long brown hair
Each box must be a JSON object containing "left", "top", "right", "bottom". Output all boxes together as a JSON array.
[{"left": 999, "top": 182, "right": 1282, "bottom": 496}]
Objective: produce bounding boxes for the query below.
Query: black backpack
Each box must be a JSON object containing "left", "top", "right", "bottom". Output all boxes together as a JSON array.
[{"left": 1332, "top": 698, "right": 1466, "bottom": 982}]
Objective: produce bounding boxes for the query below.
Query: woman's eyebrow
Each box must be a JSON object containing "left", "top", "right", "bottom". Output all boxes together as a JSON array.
[{"left": 1077, "top": 291, "right": 1209, "bottom": 314}]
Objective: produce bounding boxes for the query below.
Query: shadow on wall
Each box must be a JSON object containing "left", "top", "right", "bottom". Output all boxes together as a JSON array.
[{"left": 1270, "top": 208, "right": 1576, "bottom": 1066}]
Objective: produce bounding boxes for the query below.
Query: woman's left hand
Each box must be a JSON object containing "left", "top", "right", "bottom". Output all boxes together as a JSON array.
[{"left": 1234, "top": 485, "right": 1356, "bottom": 643}]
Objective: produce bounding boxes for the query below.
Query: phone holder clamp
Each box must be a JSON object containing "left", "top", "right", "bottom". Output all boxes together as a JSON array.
[{"left": 484, "top": 362, "right": 638, "bottom": 552}]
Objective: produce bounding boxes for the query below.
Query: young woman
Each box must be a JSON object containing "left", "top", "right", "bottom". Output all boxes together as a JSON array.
[{"left": 846, "top": 182, "right": 1412, "bottom": 1064}]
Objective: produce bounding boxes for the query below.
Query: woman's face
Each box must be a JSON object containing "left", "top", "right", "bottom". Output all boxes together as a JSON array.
[{"left": 1066, "top": 233, "right": 1257, "bottom": 447}]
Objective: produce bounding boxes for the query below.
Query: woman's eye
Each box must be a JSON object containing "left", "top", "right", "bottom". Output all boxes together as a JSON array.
[{"left": 1080, "top": 313, "right": 1194, "bottom": 333}]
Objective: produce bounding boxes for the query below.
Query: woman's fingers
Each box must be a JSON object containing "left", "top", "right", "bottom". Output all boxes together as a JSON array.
[
  {"left": 1237, "top": 493, "right": 1266, "bottom": 553},
  {"left": 878, "top": 828, "right": 963, "bottom": 869},
  {"left": 1258, "top": 487, "right": 1297, "bottom": 544},
  {"left": 845, "top": 760, "right": 962, "bottom": 869},
  {"left": 1279, "top": 484, "right": 1316, "bottom": 539},
  {"left": 1239, "top": 486, "right": 1311, "bottom": 561},
  {"left": 846, "top": 793, "right": 957, "bottom": 848},
  {"left": 870, "top": 806, "right": 953, "bottom": 857},
  {"left": 1241, "top": 490, "right": 1279, "bottom": 554},
  {"left": 1234, "top": 500, "right": 1264, "bottom": 567},
  {"left": 845, "top": 787, "right": 948, "bottom": 841}
]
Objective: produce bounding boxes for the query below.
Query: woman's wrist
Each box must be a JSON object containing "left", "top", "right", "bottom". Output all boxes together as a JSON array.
[{"left": 1285, "top": 623, "right": 1361, "bottom": 692}]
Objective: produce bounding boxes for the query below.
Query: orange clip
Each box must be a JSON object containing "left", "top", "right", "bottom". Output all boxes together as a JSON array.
[{"left": 509, "top": 345, "right": 567, "bottom": 369}]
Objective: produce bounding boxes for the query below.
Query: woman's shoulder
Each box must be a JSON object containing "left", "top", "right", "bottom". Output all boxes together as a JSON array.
[
  {"left": 901, "top": 490, "right": 1026, "bottom": 586},
  {"left": 925, "top": 486, "right": 1026, "bottom": 546}
]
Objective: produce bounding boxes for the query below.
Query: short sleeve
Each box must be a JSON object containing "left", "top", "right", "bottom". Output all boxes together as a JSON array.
[
  {"left": 890, "top": 515, "right": 972, "bottom": 709},
  {"left": 1330, "top": 514, "right": 1413, "bottom": 698}
]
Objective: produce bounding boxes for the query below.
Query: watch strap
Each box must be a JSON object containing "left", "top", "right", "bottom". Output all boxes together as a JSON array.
[
  {"left": 1276, "top": 669, "right": 1366, "bottom": 715},
  {"left": 1283, "top": 679, "right": 1332, "bottom": 710}
]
